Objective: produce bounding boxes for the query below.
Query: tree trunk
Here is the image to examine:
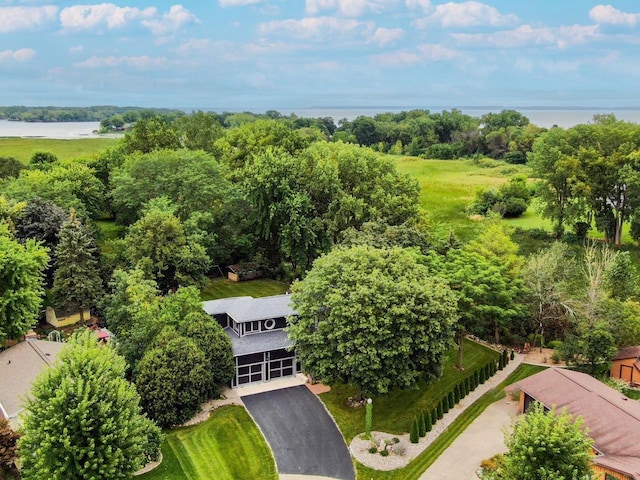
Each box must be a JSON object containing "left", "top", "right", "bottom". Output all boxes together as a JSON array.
[{"left": 494, "top": 325, "right": 500, "bottom": 345}]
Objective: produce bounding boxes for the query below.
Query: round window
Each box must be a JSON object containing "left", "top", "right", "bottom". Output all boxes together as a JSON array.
[{"left": 264, "top": 319, "right": 276, "bottom": 330}]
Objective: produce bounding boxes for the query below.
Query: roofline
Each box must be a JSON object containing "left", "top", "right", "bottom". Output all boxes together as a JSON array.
[{"left": 593, "top": 456, "right": 640, "bottom": 480}]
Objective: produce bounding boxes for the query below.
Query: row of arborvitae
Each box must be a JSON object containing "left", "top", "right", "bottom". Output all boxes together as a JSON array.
[{"left": 410, "top": 354, "right": 507, "bottom": 443}]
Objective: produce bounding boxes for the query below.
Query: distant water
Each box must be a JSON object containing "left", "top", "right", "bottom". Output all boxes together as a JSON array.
[{"left": 0, "top": 120, "right": 105, "bottom": 139}]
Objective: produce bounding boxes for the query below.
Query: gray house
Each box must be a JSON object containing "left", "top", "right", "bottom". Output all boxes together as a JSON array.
[{"left": 203, "top": 294, "right": 301, "bottom": 387}]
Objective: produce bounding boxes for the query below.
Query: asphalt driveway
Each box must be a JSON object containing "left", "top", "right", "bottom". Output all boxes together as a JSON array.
[{"left": 242, "top": 386, "right": 355, "bottom": 480}]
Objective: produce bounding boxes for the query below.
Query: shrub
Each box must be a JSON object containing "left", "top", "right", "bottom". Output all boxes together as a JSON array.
[
  {"left": 380, "top": 449, "right": 390, "bottom": 457},
  {"left": 431, "top": 409, "right": 438, "bottom": 426},
  {"left": 410, "top": 417, "right": 419, "bottom": 444},
  {"left": 369, "top": 446, "right": 378, "bottom": 454},
  {"left": 448, "top": 391, "right": 455, "bottom": 409},
  {"left": 551, "top": 351, "right": 562, "bottom": 364},
  {"left": 392, "top": 437, "right": 400, "bottom": 444},
  {"left": 453, "top": 386, "right": 460, "bottom": 404},
  {"left": 437, "top": 401, "right": 444, "bottom": 419},
  {"left": 547, "top": 340, "right": 563, "bottom": 350},
  {"left": 425, "top": 410, "right": 432, "bottom": 432},
  {"left": 442, "top": 396, "right": 450, "bottom": 414},
  {"left": 418, "top": 411, "right": 426, "bottom": 437},
  {"left": 479, "top": 368, "right": 486, "bottom": 384},
  {"left": 510, "top": 350, "right": 515, "bottom": 360}
]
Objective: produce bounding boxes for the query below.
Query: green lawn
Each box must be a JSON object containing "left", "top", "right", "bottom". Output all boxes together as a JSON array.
[
  {"left": 0, "top": 137, "right": 117, "bottom": 163},
  {"left": 320, "top": 339, "right": 500, "bottom": 443},
  {"left": 139, "top": 405, "right": 277, "bottom": 480},
  {"left": 352, "top": 363, "right": 547, "bottom": 480},
  {"left": 200, "top": 277, "right": 289, "bottom": 300}
]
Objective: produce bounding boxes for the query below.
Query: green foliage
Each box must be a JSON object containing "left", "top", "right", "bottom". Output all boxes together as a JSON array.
[
  {"left": 409, "top": 417, "right": 419, "bottom": 444},
  {"left": 51, "top": 210, "right": 103, "bottom": 319},
  {"left": 498, "top": 402, "right": 593, "bottom": 480},
  {"left": 468, "top": 175, "right": 531, "bottom": 218},
  {"left": 447, "top": 391, "right": 455, "bottom": 409},
  {"left": 30, "top": 150, "right": 57, "bottom": 167},
  {"left": 453, "top": 386, "right": 460, "bottom": 404},
  {"left": 442, "top": 396, "right": 449, "bottom": 414},
  {"left": 418, "top": 411, "right": 426, "bottom": 437},
  {"left": 437, "top": 400, "right": 444, "bottom": 419},
  {"left": 0, "top": 157, "right": 24, "bottom": 179},
  {"left": 14, "top": 197, "right": 66, "bottom": 252},
  {"left": 424, "top": 410, "right": 432, "bottom": 432},
  {"left": 289, "top": 245, "right": 457, "bottom": 395},
  {"left": 0, "top": 225, "right": 49, "bottom": 342},
  {"left": 18, "top": 329, "right": 162, "bottom": 480},
  {"left": 121, "top": 117, "right": 180, "bottom": 154}
]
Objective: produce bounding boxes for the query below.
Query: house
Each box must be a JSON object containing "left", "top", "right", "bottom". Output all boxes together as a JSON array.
[
  {"left": 514, "top": 368, "right": 640, "bottom": 480},
  {"left": 611, "top": 346, "right": 640, "bottom": 385},
  {"left": 203, "top": 294, "right": 301, "bottom": 387},
  {"left": 0, "top": 339, "right": 66, "bottom": 428},
  {"left": 45, "top": 306, "right": 91, "bottom": 328}
]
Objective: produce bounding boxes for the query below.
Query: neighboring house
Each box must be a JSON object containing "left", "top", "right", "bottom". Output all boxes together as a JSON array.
[
  {"left": 45, "top": 306, "right": 91, "bottom": 328},
  {"left": 203, "top": 294, "right": 301, "bottom": 387},
  {"left": 611, "top": 346, "right": 640, "bottom": 385},
  {"left": 0, "top": 339, "right": 66, "bottom": 428},
  {"left": 514, "top": 368, "right": 640, "bottom": 480}
]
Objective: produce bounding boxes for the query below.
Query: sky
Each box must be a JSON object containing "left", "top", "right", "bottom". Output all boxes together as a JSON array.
[{"left": 1, "top": 0, "right": 640, "bottom": 111}]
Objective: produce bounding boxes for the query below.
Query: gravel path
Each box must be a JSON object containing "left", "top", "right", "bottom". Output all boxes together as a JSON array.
[{"left": 349, "top": 353, "right": 525, "bottom": 470}]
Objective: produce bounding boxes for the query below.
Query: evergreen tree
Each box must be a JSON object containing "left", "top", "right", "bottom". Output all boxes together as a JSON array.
[
  {"left": 18, "top": 330, "right": 162, "bottom": 480},
  {"left": 410, "top": 417, "right": 419, "bottom": 443},
  {"left": 441, "top": 396, "right": 449, "bottom": 414},
  {"left": 431, "top": 409, "right": 438, "bottom": 426},
  {"left": 480, "top": 368, "right": 486, "bottom": 384},
  {"left": 465, "top": 377, "right": 471, "bottom": 395},
  {"left": 454, "top": 385, "right": 460, "bottom": 404},
  {"left": 425, "top": 410, "right": 433, "bottom": 432},
  {"left": 510, "top": 349, "right": 515, "bottom": 361},
  {"left": 418, "top": 411, "right": 426, "bottom": 437},
  {"left": 51, "top": 209, "right": 103, "bottom": 322},
  {"left": 448, "top": 391, "right": 455, "bottom": 409}
]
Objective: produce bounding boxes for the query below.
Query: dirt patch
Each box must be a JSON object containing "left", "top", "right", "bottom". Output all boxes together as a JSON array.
[{"left": 524, "top": 347, "right": 566, "bottom": 366}]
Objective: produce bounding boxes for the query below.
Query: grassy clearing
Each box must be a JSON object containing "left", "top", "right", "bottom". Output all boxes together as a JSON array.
[
  {"left": 351, "top": 363, "right": 546, "bottom": 480},
  {"left": 139, "top": 405, "right": 277, "bottom": 480},
  {"left": 200, "top": 277, "right": 289, "bottom": 300},
  {"left": 0, "top": 137, "right": 117, "bottom": 163},
  {"left": 320, "top": 339, "right": 499, "bottom": 443},
  {"left": 394, "top": 157, "right": 530, "bottom": 241}
]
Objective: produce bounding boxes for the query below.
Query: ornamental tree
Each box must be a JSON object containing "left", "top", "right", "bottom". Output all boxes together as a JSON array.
[
  {"left": 18, "top": 329, "right": 162, "bottom": 480},
  {"left": 289, "top": 245, "right": 457, "bottom": 396},
  {"left": 498, "top": 402, "right": 593, "bottom": 480}
]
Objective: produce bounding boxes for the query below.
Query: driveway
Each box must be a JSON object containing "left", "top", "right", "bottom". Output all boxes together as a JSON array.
[
  {"left": 419, "top": 397, "right": 519, "bottom": 480},
  {"left": 242, "top": 386, "right": 355, "bottom": 480}
]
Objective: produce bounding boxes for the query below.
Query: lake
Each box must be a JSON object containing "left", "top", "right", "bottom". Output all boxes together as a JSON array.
[{"left": 0, "top": 120, "right": 107, "bottom": 139}]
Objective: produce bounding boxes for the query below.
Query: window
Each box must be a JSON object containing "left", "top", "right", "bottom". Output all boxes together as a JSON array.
[{"left": 244, "top": 321, "right": 261, "bottom": 334}]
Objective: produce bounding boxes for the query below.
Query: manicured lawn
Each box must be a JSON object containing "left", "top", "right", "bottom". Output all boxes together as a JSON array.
[
  {"left": 394, "top": 157, "right": 530, "bottom": 241},
  {"left": 320, "top": 339, "right": 500, "bottom": 443},
  {"left": 0, "top": 137, "right": 117, "bottom": 163},
  {"left": 200, "top": 277, "right": 289, "bottom": 300},
  {"left": 139, "top": 405, "right": 277, "bottom": 480},
  {"left": 352, "top": 363, "right": 547, "bottom": 480}
]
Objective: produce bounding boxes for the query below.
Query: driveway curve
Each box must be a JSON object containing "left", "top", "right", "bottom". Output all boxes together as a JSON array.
[{"left": 242, "top": 386, "right": 355, "bottom": 480}]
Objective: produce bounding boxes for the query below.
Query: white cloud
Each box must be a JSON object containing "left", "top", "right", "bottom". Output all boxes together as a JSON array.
[
  {"left": 258, "top": 16, "right": 373, "bottom": 40},
  {"left": 373, "top": 51, "right": 422, "bottom": 67},
  {"left": 453, "top": 24, "right": 601, "bottom": 49},
  {"left": 141, "top": 5, "right": 199, "bottom": 35},
  {"left": 415, "top": 1, "right": 518, "bottom": 28},
  {"left": 0, "top": 6, "right": 57, "bottom": 33},
  {"left": 590, "top": 5, "right": 640, "bottom": 27},
  {"left": 218, "top": 0, "right": 263, "bottom": 7},
  {"left": 60, "top": 4, "right": 156, "bottom": 31},
  {"left": 69, "top": 45, "right": 84, "bottom": 53},
  {"left": 405, "top": 0, "right": 432, "bottom": 13},
  {"left": 305, "top": 0, "right": 401, "bottom": 17},
  {"left": 75, "top": 55, "right": 168, "bottom": 69},
  {"left": 370, "top": 27, "right": 404, "bottom": 46},
  {"left": 0, "top": 48, "right": 36, "bottom": 62},
  {"left": 417, "top": 43, "right": 458, "bottom": 60}
]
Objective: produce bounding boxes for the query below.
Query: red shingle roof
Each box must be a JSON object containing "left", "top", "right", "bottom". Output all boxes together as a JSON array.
[{"left": 613, "top": 346, "right": 640, "bottom": 361}]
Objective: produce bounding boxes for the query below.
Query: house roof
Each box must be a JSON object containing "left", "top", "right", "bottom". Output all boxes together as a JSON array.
[
  {"left": 203, "top": 295, "right": 297, "bottom": 323},
  {"left": 612, "top": 346, "right": 640, "bottom": 361},
  {"left": 0, "top": 340, "right": 66, "bottom": 420},
  {"left": 514, "top": 367, "right": 640, "bottom": 475},
  {"left": 594, "top": 455, "right": 640, "bottom": 480},
  {"left": 225, "top": 328, "right": 293, "bottom": 356}
]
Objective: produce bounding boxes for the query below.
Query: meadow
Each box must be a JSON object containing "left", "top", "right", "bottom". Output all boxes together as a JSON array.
[{"left": 0, "top": 137, "right": 117, "bottom": 163}]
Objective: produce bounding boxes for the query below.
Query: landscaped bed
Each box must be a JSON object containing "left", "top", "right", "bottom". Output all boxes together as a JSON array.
[{"left": 138, "top": 405, "right": 277, "bottom": 480}]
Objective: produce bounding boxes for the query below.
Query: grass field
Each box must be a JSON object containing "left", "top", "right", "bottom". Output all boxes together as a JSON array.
[
  {"left": 394, "top": 157, "right": 529, "bottom": 241},
  {"left": 320, "top": 339, "right": 500, "bottom": 443},
  {"left": 200, "top": 277, "right": 289, "bottom": 300},
  {"left": 139, "top": 405, "right": 277, "bottom": 480},
  {"left": 0, "top": 137, "right": 117, "bottom": 163},
  {"left": 352, "top": 363, "right": 546, "bottom": 480}
]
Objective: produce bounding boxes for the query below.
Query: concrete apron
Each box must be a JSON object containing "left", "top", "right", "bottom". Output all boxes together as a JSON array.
[{"left": 225, "top": 373, "right": 309, "bottom": 399}]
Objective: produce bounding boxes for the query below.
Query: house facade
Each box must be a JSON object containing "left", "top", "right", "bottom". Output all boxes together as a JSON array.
[
  {"left": 203, "top": 294, "right": 301, "bottom": 387},
  {"left": 611, "top": 346, "right": 640, "bottom": 385},
  {"left": 514, "top": 368, "right": 640, "bottom": 480}
]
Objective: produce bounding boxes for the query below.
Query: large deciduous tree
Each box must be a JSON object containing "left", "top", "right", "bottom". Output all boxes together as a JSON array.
[
  {"left": 51, "top": 210, "right": 103, "bottom": 322},
  {"left": 288, "top": 245, "right": 457, "bottom": 396},
  {"left": 0, "top": 224, "right": 48, "bottom": 342},
  {"left": 497, "top": 403, "right": 593, "bottom": 480},
  {"left": 18, "top": 329, "right": 162, "bottom": 480}
]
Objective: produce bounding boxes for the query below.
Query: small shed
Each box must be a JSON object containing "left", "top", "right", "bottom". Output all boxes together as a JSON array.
[
  {"left": 611, "top": 346, "right": 640, "bottom": 385},
  {"left": 45, "top": 306, "right": 91, "bottom": 328},
  {"left": 227, "top": 263, "right": 263, "bottom": 282}
]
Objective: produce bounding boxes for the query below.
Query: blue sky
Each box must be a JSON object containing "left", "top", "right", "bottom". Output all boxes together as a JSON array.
[{"left": 1, "top": 0, "right": 639, "bottom": 110}]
